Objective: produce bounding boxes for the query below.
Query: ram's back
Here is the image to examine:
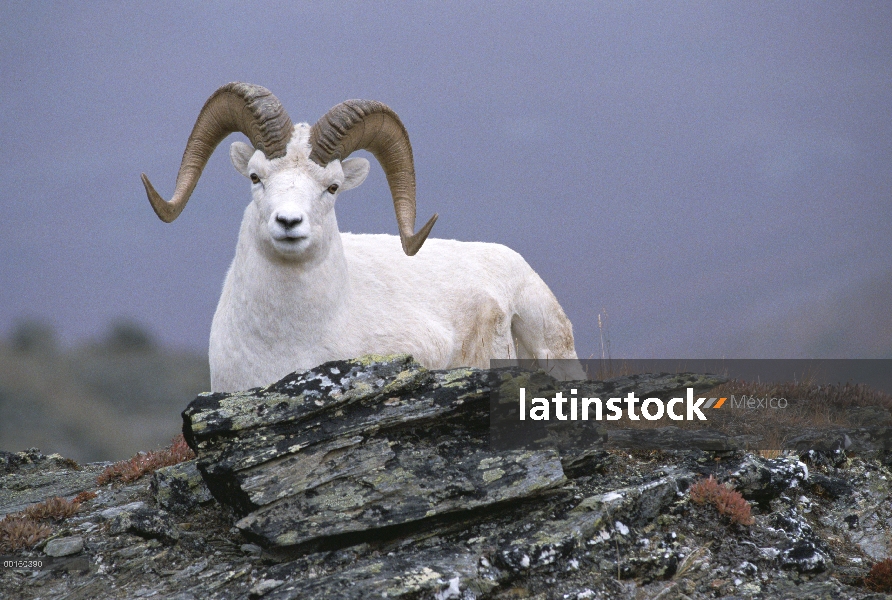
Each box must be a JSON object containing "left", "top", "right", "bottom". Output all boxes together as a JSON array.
[
  {"left": 338, "top": 233, "right": 556, "bottom": 366},
  {"left": 341, "top": 233, "right": 535, "bottom": 300}
]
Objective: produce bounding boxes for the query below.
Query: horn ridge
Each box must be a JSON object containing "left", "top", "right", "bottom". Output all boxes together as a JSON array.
[
  {"left": 309, "top": 99, "right": 436, "bottom": 255},
  {"left": 142, "top": 82, "right": 293, "bottom": 222}
]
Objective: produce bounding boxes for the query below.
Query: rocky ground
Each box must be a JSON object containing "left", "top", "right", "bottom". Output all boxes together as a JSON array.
[{"left": 1, "top": 355, "right": 891, "bottom": 599}]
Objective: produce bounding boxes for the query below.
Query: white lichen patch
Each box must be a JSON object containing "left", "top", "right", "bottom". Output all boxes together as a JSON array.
[
  {"left": 441, "top": 368, "right": 476, "bottom": 386},
  {"left": 351, "top": 353, "right": 411, "bottom": 367},
  {"left": 478, "top": 457, "right": 503, "bottom": 470},
  {"left": 320, "top": 488, "right": 367, "bottom": 511},
  {"left": 272, "top": 531, "right": 300, "bottom": 546},
  {"left": 390, "top": 566, "right": 443, "bottom": 593},
  {"left": 434, "top": 576, "right": 461, "bottom": 600},
  {"left": 537, "top": 547, "right": 557, "bottom": 564},
  {"left": 482, "top": 468, "right": 505, "bottom": 483}
]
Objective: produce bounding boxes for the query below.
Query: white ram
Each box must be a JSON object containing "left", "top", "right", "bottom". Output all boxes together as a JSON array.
[{"left": 143, "top": 83, "right": 586, "bottom": 391}]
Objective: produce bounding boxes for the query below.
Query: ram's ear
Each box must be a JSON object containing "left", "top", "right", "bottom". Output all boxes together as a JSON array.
[
  {"left": 229, "top": 142, "right": 255, "bottom": 178},
  {"left": 341, "top": 157, "right": 370, "bottom": 191}
]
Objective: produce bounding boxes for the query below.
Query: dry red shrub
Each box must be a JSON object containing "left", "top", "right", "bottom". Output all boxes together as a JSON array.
[
  {"left": 73, "top": 490, "right": 98, "bottom": 504},
  {"left": 689, "top": 475, "right": 754, "bottom": 526},
  {"left": 0, "top": 514, "right": 53, "bottom": 552},
  {"left": 865, "top": 559, "right": 892, "bottom": 592},
  {"left": 0, "top": 492, "right": 90, "bottom": 552},
  {"left": 22, "top": 496, "right": 81, "bottom": 522},
  {"left": 97, "top": 433, "right": 196, "bottom": 486}
]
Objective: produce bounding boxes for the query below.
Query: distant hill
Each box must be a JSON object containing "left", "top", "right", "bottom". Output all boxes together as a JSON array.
[
  {"left": 725, "top": 268, "right": 892, "bottom": 358},
  {"left": 0, "top": 343, "right": 209, "bottom": 463}
]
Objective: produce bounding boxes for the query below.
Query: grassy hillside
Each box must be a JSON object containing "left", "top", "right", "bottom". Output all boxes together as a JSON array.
[{"left": 0, "top": 340, "right": 209, "bottom": 463}]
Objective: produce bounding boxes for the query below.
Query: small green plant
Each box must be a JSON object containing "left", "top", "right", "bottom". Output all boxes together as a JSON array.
[
  {"left": 97, "top": 434, "right": 195, "bottom": 485},
  {"left": 689, "top": 475, "right": 754, "bottom": 526}
]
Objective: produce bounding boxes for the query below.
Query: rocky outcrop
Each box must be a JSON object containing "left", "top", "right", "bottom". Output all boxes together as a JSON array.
[
  {"left": 2, "top": 355, "right": 892, "bottom": 599},
  {"left": 183, "top": 355, "right": 570, "bottom": 551}
]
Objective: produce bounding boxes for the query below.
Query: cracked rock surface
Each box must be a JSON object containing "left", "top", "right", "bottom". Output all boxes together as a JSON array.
[{"left": 2, "top": 355, "right": 891, "bottom": 599}]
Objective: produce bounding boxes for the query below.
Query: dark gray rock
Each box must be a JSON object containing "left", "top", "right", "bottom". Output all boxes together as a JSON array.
[
  {"left": 729, "top": 454, "right": 809, "bottom": 503},
  {"left": 43, "top": 535, "right": 83, "bottom": 557},
  {"left": 0, "top": 449, "right": 102, "bottom": 517},
  {"left": 788, "top": 426, "right": 892, "bottom": 463},
  {"left": 780, "top": 540, "right": 829, "bottom": 573},
  {"left": 150, "top": 459, "right": 213, "bottom": 514},
  {"left": 607, "top": 426, "right": 740, "bottom": 452},
  {"left": 809, "top": 472, "right": 852, "bottom": 500},
  {"left": 106, "top": 504, "right": 180, "bottom": 543},
  {"left": 183, "top": 355, "right": 566, "bottom": 550}
]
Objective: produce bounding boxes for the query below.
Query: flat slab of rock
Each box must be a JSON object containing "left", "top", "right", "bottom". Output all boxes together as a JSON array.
[
  {"left": 606, "top": 427, "right": 740, "bottom": 452},
  {"left": 44, "top": 535, "right": 84, "bottom": 557},
  {"left": 0, "top": 450, "right": 103, "bottom": 517}
]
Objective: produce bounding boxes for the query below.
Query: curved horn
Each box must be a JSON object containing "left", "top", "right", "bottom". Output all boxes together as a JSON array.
[
  {"left": 309, "top": 100, "right": 437, "bottom": 256},
  {"left": 142, "top": 82, "right": 293, "bottom": 223}
]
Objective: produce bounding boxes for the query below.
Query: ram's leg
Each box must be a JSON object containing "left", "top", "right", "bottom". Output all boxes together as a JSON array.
[
  {"left": 454, "top": 295, "right": 511, "bottom": 369},
  {"left": 510, "top": 279, "right": 587, "bottom": 381}
]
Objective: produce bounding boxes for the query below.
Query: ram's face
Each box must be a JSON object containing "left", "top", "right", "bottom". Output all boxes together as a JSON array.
[{"left": 230, "top": 128, "right": 369, "bottom": 261}]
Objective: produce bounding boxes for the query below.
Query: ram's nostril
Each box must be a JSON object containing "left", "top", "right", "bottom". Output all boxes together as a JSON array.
[{"left": 276, "top": 214, "right": 303, "bottom": 229}]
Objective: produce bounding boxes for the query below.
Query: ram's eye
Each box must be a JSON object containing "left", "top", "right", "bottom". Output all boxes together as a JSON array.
[
  {"left": 250, "top": 173, "right": 261, "bottom": 184},
  {"left": 327, "top": 183, "right": 339, "bottom": 194}
]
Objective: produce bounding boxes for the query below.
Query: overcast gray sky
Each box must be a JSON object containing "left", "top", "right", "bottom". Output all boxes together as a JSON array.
[{"left": 1, "top": 1, "right": 889, "bottom": 359}]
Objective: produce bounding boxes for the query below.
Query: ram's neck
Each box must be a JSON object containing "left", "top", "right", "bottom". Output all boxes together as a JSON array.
[{"left": 225, "top": 221, "right": 350, "bottom": 334}]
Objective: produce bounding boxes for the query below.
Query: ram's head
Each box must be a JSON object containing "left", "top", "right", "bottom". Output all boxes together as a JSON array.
[
  {"left": 228, "top": 127, "right": 370, "bottom": 261},
  {"left": 141, "top": 83, "right": 437, "bottom": 256}
]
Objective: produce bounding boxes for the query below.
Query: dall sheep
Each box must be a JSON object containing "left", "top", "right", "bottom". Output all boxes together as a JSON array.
[{"left": 143, "top": 83, "right": 586, "bottom": 391}]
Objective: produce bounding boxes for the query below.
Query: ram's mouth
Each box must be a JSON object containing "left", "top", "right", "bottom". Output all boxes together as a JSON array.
[{"left": 272, "top": 234, "right": 307, "bottom": 243}]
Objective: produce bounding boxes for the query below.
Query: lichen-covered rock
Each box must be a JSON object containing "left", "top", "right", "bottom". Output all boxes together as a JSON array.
[
  {"left": 781, "top": 540, "right": 829, "bottom": 573},
  {"left": 808, "top": 472, "right": 853, "bottom": 500},
  {"left": 788, "top": 426, "right": 892, "bottom": 463},
  {"left": 150, "top": 459, "right": 213, "bottom": 514},
  {"left": 729, "top": 454, "right": 809, "bottom": 503},
  {"left": 570, "top": 471, "right": 690, "bottom": 526},
  {"left": 104, "top": 502, "right": 180, "bottom": 543},
  {"left": 263, "top": 548, "right": 497, "bottom": 600},
  {"left": 497, "top": 471, "right": 692, "bottom": 578},
  {"left": 183, "top": 355, "right": 567, "bottom": 550},
  {"left": 0, "top": 449, "right": 101, "bottom": 517}
]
